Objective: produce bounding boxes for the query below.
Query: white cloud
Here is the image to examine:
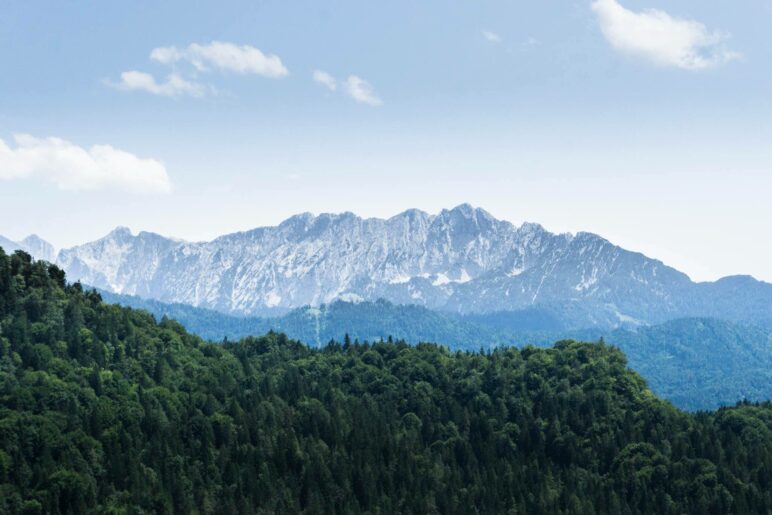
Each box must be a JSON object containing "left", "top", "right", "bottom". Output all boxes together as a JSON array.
[
  {"left": 149, "top": 46, "right": 183, "bottom": 65},
  {"left": 482, "top": 30, "right": 502, "bottom": 44},
  {"left": 108, "top": 41, "right": 287, "bottom": 99},
  {"left": 313, "top": 70, "right": 337, "bottom": 91},
  {"left": 344, "top": 75, "right": 382, "bottom": 106},
  {"left": 591, "top": 0, "right": 740, "bottom": 70},
  {"left": 106, "top": 71, "right": 205, "bottom": 97},
  {"left": 0, "top": 134, "right": 171, "bottom": 193},
  {"left": 313, "top": 72, "right": 382, "bottom": 106},
  {"left": 150, "top": 41, "right": 289, "bottom": 78}
]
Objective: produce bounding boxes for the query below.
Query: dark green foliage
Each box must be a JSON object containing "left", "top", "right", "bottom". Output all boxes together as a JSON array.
[
  {"left": 0, "top": 249, "right": 770, "bottom": 513},
  {"left": 99, "top": 290, "right": 772, "bottom": 411},
  {"left": 524, "top": 319, "right": 772, "bottom": 411}
]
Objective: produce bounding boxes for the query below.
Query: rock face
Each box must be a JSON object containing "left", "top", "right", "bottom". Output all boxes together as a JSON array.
[
  {"left": 55, "top": 204, "right": 772, "bottom": 326},
  {"left": 19, "top": 235, "right": 56, "bottom": 262},
  {"left": 0, "top": 234, "right": 56, "bottom": 262}
]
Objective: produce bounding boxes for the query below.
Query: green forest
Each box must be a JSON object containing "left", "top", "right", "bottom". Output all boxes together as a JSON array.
[
  {"left": 1, "top": 249, "right": 770, "bottom": 514},
  {"left": 101, "top": 290, "right": 772, "bottom": 411}
]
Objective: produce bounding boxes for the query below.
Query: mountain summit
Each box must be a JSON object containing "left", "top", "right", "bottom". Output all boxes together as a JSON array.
[
  {"left": 0, "top": 234, "right": 56, "bottom": 262},
  {"left": 54, "top": 205, "right": 772, "bottom": 326}
]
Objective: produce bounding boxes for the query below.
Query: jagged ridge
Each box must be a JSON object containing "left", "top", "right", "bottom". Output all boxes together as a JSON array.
[{"left": 53, "top": 204, "right": 772, "bottom": 327}]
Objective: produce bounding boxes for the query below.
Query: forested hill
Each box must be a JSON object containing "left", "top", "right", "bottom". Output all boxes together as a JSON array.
[
  {"left": 1, "top": 249, "right": 771, "bottom": 514},
  {"left": 99, "top": 289, "right": 772, "bottom": 411}
]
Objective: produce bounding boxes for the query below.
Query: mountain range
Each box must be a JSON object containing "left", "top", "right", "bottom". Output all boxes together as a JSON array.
[
  {"left": 3, "top": 205, "right": 771, "bottom": 411},
  {"left": 7, "top": 204, "right": 769, "bottom": 329}
]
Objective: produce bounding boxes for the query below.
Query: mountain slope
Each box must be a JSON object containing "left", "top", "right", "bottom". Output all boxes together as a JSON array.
[
  {"left": 56, "top": 205, "right": 772, "bottom": 327},
  {"left": 0, "top": 234, "right": 55, "bottom": 262},
  {"left": 18, "top": 234, "right": 56, "bottom": 262},
  {"left": 0, "top": 236, "right": 21, "bottom": 254},
  {"left": 1, "top": 251, "right": 770, "bottom": 513}
]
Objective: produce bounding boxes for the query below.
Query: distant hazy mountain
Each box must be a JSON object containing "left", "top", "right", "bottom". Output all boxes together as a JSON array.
[
  {"left": 0, "top": 234, "right": 55, "bottom": 262},
  {"left": 0, "top": 236, "right": 21, "bottom": 254},
  {"left": 58, "top": 205, "right": 772, "bottom": 327},
  {"left": 96, "top": 290, "right": 522, "bottom": 347},
  {"left": 97, "top": 290, "right": 771, "bottom": 411}
]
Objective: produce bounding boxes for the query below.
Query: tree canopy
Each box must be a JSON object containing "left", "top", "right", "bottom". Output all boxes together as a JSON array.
[{"left": 0, "top": 249, "right": 770, "bottom": 514}]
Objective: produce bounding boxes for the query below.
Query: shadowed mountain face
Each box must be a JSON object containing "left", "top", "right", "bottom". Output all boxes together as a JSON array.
[{"left": 55, "top": 205, "right": 771, "bottom": 326}]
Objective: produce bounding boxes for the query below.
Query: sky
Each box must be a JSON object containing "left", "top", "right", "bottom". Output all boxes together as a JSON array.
[{"left": 1, "top": 0, "right": 771, "bottom": 283}]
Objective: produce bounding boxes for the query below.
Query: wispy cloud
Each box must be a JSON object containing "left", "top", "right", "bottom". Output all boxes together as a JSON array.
[
  {"left": 482, "top": 30, "right": 502, "bottom": 44},
  {"left": 591, "top": 0, "right": 740, "bottom": 70},
  {"left": 108, "top": 41, "right": 288, "bottom": 98},
  {"left": 344, "top": 76, "right": 382, "bottom": 106},
  {"left": 151, "top": 41, "right": 289, "bottom": 78},
  {"left": 313, "top": 70, "right": 337, "bottom": 91},
  {"left": 0, "top": 134, "right": 171, "bottom": 193},
  {"left": 312, "top": 71, "right": 382, "bottom": 106},
  {"left": 105, "top": 71, "right": 205, "bottom": 97}
]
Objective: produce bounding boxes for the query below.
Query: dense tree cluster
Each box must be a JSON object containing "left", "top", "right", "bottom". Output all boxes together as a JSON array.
[
  {"left": 0, "top": 249, "right": 770, "bottom": 513},
  {"left": 102, "top": 291, "right": 772, "bottom": 411}
]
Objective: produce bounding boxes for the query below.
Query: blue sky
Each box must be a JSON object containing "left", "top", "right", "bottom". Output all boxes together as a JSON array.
[{"left": 1, "top": 0, "right": 771, "bottom": 282}]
